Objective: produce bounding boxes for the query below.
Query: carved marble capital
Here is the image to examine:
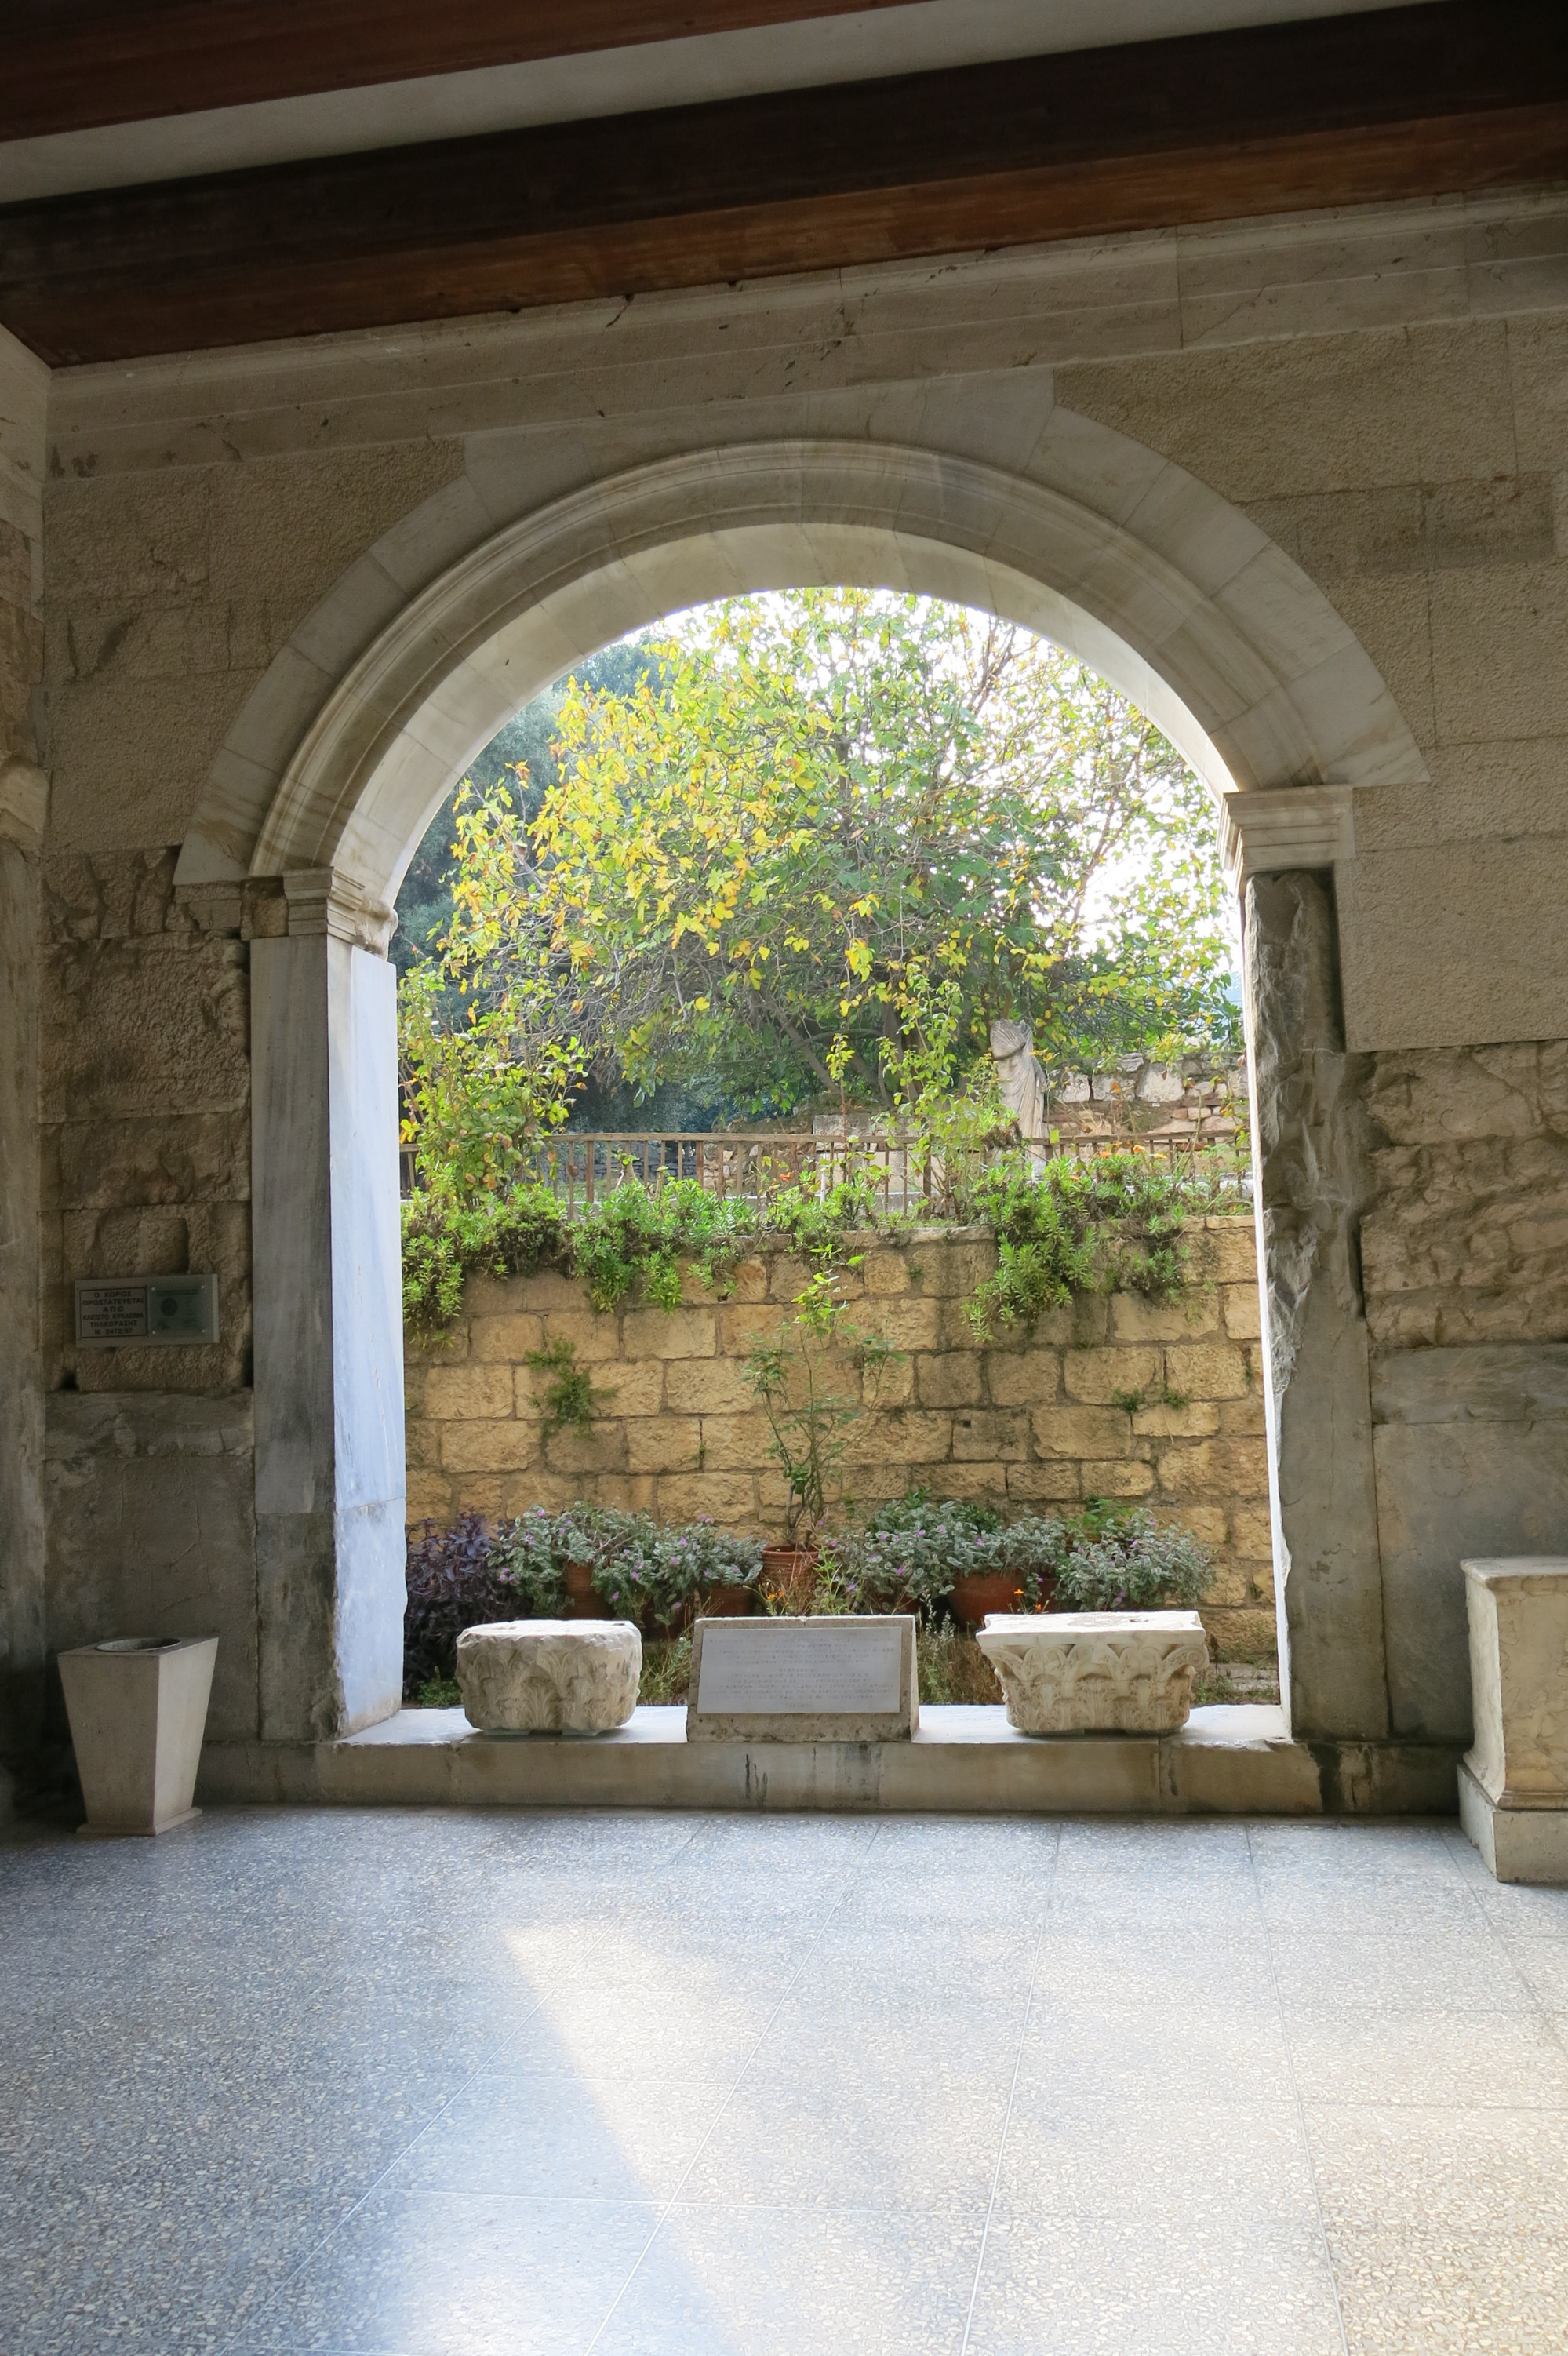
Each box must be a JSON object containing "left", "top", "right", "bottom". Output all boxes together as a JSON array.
[
  {"left": 282, "top": 868, "right": 398, "bottom": 955},
  {"left": 1220, "top": 785, "right": 1355, "bottom": 890},
  {"left": 977, "top": 1611, "right": 1208, "bottom": 1733},
  {"left": 457, "top": 1620, "right": 641, "bottom": 1733}
]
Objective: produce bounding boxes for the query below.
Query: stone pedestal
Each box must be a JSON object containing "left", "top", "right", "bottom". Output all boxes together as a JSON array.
[
  {"left": 57, "top": 1634, "right": 218, "bottom": 1835},
  {"left": 456, "top": 1620, "right": 641, "bottom": 1733},
  {"left": 977, "top": 1611, "right": 1209, "bottom": 1734},
  {"left": 1460, "top": 1558, "right": 1568, "bottom": 1884}
]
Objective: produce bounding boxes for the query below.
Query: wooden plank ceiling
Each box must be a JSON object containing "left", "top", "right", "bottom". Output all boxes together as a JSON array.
[
  {"left": 3, "top": 0, "right": 1563, "bottom": 364},
  {"left": 2, "top": 1, "right": 917, "bottom": 143}
]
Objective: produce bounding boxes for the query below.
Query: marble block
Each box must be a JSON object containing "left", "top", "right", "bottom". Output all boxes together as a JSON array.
[
  {"left": 686, "top": 1615, "right": 917, "bottom": 1742},
  {"left": 977, "top": 1611, "right": 1208, "bottom": 1734},
  {"left": 456, "top": 1620, "right": 641, "bottom": 1734},
  {"left": 1459, "top": 1761, "right": 1568, "bottom": 1885},
  {"left": 1462, "top": 1558, "right": 1568, "bottom": 1808},
  {"left": 57, "top": 1635, "right": 218, "bottom": 1836}
]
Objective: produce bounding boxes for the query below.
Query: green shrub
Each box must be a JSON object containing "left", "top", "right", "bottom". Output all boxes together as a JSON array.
[
  {"left": 402, "top": 1182, "right": 567, "bottom": 1342},
  {"left": 967, "top": 1151, "right": 1221, "bottom": 1338}
]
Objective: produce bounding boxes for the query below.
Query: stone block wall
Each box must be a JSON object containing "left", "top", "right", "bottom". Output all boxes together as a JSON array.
[
  {"left": 34, "top": 847, "right": 269, "bottom": 1742},
  {"left": 1359, "top": 1042, "right": 1568, "bottom": 1744},
  {"left": 405, "top": 1215, "right": 1274, "bottom": 1660},
  {"left": 39, "top": 848, "right": 263, "bottom": 1395}
]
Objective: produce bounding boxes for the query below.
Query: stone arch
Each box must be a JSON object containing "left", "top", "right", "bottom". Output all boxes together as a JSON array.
[
  {"left": 199, "top": 424, "right": 1426, "bottom": 1746},
  {"left": 174, "top": 432, "right": 1425, "bottom": 916}
]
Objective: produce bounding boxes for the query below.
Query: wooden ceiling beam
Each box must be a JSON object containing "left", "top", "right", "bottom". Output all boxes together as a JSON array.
[
  {"left": 2, "top": 0, "right": 911, "bottom": 143},
  {"left": 5, "top": 2, "right": 1564, "bottom": 365}
]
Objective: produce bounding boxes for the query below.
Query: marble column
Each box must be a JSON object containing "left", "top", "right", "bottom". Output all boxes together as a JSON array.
[{"left": 251, "top": 872, "right": 406, "bottom": 1741}]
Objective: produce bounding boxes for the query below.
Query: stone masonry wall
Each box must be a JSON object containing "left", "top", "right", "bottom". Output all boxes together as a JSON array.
[
  {"left": 35, "top": 848, "right": 270, "bottom": 1742},
  {"left": 406, "top": 1215, "right": 1273, "bottom": 1660},
  {"left": 1360, "top": 1041, "right": 1568, "bottom": 1743}
]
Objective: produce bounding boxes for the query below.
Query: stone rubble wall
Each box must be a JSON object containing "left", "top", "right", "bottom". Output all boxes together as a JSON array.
[
  {"left": 1046, "top": 1054, "right": 1249, "bottom": 1143},
  {"left": 405, "top": 1216, "right": 1275, "bottom": 1662}
]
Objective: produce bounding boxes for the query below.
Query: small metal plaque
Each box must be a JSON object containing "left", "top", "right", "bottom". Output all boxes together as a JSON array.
[{"left": 75, "top": 1275, "right": 220, "bottom": 1348}]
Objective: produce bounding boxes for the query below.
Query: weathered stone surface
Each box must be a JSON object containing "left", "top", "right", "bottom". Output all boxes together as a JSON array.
[
  {"left": 1362, "top": 1045, "right": 1568, "bottom": 1349},
  {"left": 1374, "top": 1418, "right": 1568, "bottom": 1744},
  {"left": 977, "top": 1611, "right": 1209, "bottom": 1733},
  {"left": 54, "top": 1112, "right": 250, "bottom": 1211},
  {"left": 457, "top": 1619, "right": 640, "bottom": 1733},
  {"left": 1370, "top": 1344, "right": 1568, "bottom": 1742},
  {"left": 0, "top": 839, "right": 44, "bottom": 1761},
  {"left": 45, "top": 1392, "right": 256, "bottom": 1742},
  {"left": 41, "top": 936, "right": 249, "bottom": 1121},
  {"left": 686, "top": 1614, "right": 916, "bottom": 1742},
  {"left": 1463, "top": 1559, "right": 1568, "bottom": 1808},
  {"left": 1246, "top": 870, "right": 1388, "bottom": 1742}
]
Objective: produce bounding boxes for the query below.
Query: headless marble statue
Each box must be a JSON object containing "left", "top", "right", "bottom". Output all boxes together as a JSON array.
[{"left": 989, "top": 1019, "right": 1050, "bottom": 1153}]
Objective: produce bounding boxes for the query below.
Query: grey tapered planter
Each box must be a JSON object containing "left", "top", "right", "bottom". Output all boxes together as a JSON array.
[{"left": 57, "top": 1636, "right": 218, "bottom": 1837}]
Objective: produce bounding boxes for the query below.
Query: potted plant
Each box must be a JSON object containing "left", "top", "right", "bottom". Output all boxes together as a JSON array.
[
  {"left": 1049, "top": 1501, "right": 1213, "bottom": 1612},
  {"left": 821, "top": 1492, "right": 1023, "bottom": 1624},
  {"left": 653, "top": 1520, "right": 764, "bottom": 1631},
  {"left": 744, "top": 1270, "right": 900, "bottom": 1601}
]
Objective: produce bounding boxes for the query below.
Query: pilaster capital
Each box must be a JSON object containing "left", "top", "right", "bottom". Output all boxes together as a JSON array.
[
  {"left": 1220, "top": 785, "right": 1355, "bottom": 889},
  {"left": 281, "top": 868, "right": 398, "bottom": 955},
  {"left": 0, "top": 756, "right": 48, "bottom": 850}
]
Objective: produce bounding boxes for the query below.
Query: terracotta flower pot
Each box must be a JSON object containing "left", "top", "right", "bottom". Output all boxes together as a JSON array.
[
  {"left": 562, "top": 1560, "right": 606, "bottom": 1620},
  {"left": 948, "top": 1571, "right": 1028, "bottom": 1628},
  {"left": 761, "top": 1546, "right": 818, "bottom": 1613},
  {"left": 649, "top": 1582, "right": 755, "bottom": 1641},
  {"left": 695, "top": 1582, "right": 755, "bottom": 1620}
]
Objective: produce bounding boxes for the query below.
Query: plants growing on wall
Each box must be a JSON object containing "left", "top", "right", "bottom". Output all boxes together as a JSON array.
[
  {"left": 522, "top": 1338, "right": 617, "bottom": 1434},
  {"left": 966, "top": 1151, "right": 1206, "bottom": 1336},
  {"left": 402, "top": 1147, "right": 1234, "bottom": 1343},
  {"left": 743, "top": 1269, "right": 901, "bottom": 1543}
]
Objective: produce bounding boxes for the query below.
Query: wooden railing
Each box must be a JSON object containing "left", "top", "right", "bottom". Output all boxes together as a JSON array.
[{"left": 399, "top": 1125, "right": 1251, "bottom": 1207}]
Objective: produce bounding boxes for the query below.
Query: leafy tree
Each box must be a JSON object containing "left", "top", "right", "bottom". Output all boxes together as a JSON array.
[
  {"left": 391, "top": 637, "right": 665, "bottom": 984},
  {"left": 525, "top": 591, "right": 1236, "bottom": 1112},
  {"left": 396, "top": 589, "right": 1239, "bottom": 1187}
]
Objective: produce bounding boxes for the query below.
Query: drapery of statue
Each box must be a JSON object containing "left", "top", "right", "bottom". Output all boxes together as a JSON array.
[{"left": 989, "top": 1019, "right": 1050, "bottom": 1148}]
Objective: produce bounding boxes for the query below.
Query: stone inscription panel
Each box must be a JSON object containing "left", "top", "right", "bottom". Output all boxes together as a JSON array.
[
  {"left": 697, "top": 1620, "right": 904, "bottom": 1715},
  {"left": 687, "top": 1615, "right": 917, "bottom": 1742}
]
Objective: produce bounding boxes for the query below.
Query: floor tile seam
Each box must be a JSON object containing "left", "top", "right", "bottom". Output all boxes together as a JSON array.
[
  {"left": 957, "top": 1823, "right": 1064, "bottom": 2356},
  {"left": 577, "top": 1816, "right": 905, "bottom": 2356},
  {"left": 1244, "top": 1821, "right": 1352, "bottom": 2356},
  {"left": 1446, "top": 1852, "right": 1568, "bottom": 2061},
  {"left": 207, "top": 1815, "right": 712, "bottom": 2356}
]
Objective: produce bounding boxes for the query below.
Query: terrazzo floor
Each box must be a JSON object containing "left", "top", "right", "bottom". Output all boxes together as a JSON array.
[{"left": 3, "top": 1807, "right": 1567, "bottom": 2355}]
